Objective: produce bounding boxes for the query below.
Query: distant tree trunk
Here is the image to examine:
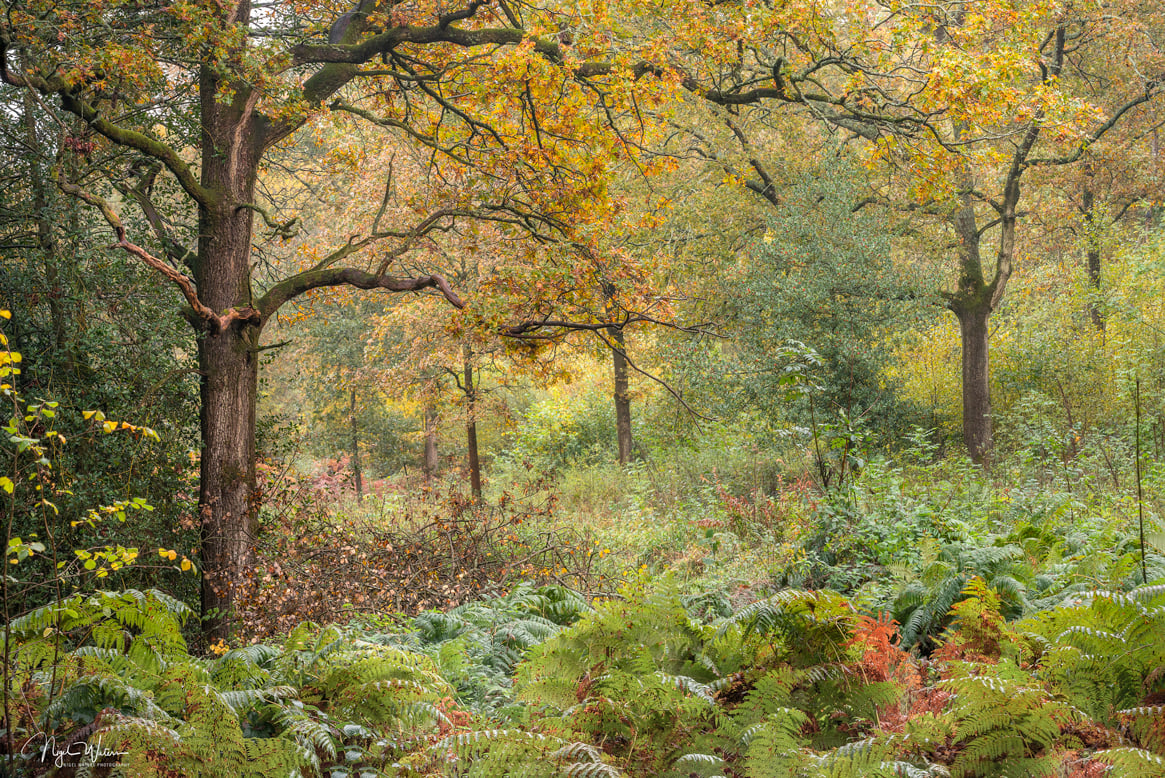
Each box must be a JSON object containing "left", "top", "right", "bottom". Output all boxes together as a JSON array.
[
  {"left": 463, "top": 346, "right": 482, "bottom": 500},
  {"left": 423, "top": 403, "right": 439, "bottom": 484},
  {"left": 350, "top": 386, "right": 363, "bottom": 501},
  {"left": 946, "top": 171, "right": 1019, "bottom": 467},
  {"left": 22, "top": 92, "right": 68, "bottom": 355},
  {"left": 608, "top": 325, "right": 634, "bottom": 464},
  {"left": 1081, "top": 186, "right": 1105, "bottom": 332},
  {"left": 956, "top": 304, "right": 993, "bottom": 463}
]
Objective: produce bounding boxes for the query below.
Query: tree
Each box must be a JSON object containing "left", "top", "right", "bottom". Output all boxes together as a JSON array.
[
  {"left": 1, "top": 0, "right": 675, "bottom": 638},
  {"left": 888, "top": 3, "right": 1164, "bottom": 462},
  {"left": 730, "top": 158, "right": 932, "bottom": 438},
  {"left": 660, "top": 0, "right": 1164, "bottom": 462}
]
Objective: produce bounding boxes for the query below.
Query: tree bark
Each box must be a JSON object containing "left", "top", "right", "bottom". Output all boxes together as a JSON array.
[
  {"left": 956, "top": 304, "right": 993, "bottom": 464},
  {"left": 22, "top": 92, "right": 68, "bottom": 356},
  {"left": 195, "top": 60, "right": 265, "bottom": 642},
  {"left": 463, "top": 347, "right": 482, "bottom": 500},
  {"left": 609, "top": 325, "right": 634, "bottom": 464},
  {"left": 1081, "top": 186, "right": 1105, "bottom": 332},
  {"left": 423, "top": 403, "right": 439, "bottom": 484},
  {"left": 350, "top": 386, "right": 363, "bottom": 501},
  {"left": 197, "top": 317, "right": 260, "bottom": 641}
]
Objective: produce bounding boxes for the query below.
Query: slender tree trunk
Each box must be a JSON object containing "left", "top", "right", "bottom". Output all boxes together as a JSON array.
[
  {"left": 423, "top": 403, "right": 439, "bottom": 484},
  {"left": 947, "top": 188, "right": 997, "bottom": 466},
  {"left": 1081, "top": 187, "right": 1105, "bottom": 332},
  {"left": 463, "top": 347, "right": 482, "bottom": 500},
  {"left": 350, "top": 386, "right": 363, "bottom": 501},
  {"left": 23, "top": 93, "right": 68, "bottom": 355},
  {"left": 195, "top": 63, "right": 265, "bottom": 642},
  {"left": 609, "top": 325, "right": 634, "bottom": 464},
  {"left": 956, "top": 304, "right": 993, "bottom": 464}
]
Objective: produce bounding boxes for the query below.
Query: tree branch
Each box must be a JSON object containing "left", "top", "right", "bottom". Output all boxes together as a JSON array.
[
  {"left": 1, "top": 39, "right": 215, "bottom": 207},
  {"left": 58, "top": 93, "right": 216, "bottom": 209},
  {"left": 1026, "top": 84, "right": 1162, "bottom": 168},
  {"left": 235, "top": 202, "right": 300, "bottom": 241},
  {"left": 257, "top": 268, "right": 464, "bottom": 320},
  {"left": 116, "top": 160, "right": 199, "bottom": 269},
  {"left": 55, "top": 174, "right": 257, "bottom": 333}
]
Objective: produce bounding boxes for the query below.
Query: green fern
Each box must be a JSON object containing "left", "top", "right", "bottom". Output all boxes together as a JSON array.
[
  {"left": 893, "top": 544, "right": 1032, "bottom": 652},
  {"left": 940, "top": 660, "right": 1077, "bottom": 778},
  {"left": 1093, "top": 747, "right": 1165, "bottom": 777},
  {"left": 740, "top": 707, "right": 811, "bottom": 778},
  {"left": 378, "top": 582, "right": 591, "bottom": 713},
  {"left": 1022, "top": 581, "right": 1165, "bottom": 744},
  {"left": 7, "top": 591, "right": 466, "bottom": 777},
  {"left": 431, "top": 728, "right": 624, "bottom": 777}
]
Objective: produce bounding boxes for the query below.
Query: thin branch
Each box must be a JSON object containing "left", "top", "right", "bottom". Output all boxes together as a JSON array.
[
  {"left": 235, "top": 203, "right": 300, "bottom": 241},
  {"left": 590, "top": 327, "right": 714, "bottom": 423}
]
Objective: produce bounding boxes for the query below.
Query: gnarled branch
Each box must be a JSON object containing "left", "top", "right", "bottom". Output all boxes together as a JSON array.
[{"left": 256, "top": 268, "right": 464, "bottom": 320}]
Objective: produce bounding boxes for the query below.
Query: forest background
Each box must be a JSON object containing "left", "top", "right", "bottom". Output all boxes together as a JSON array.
[{"left": 3, "top": 0, "right": 1165, "bottom": 775}]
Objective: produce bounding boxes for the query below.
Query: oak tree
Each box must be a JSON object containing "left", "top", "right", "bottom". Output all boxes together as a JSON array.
[
  {"left": 657, "top": 0, "right": 1165, "bottom": 462},
  {"left": 1, "top": 0, "right": 675, "bottom": 638}
]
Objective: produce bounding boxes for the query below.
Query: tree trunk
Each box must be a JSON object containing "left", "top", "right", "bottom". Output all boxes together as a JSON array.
[
  {"left": 197, "top": 318, "right": 259, "bottom": 641},
  {"left": 956, "top": 304, "right": 993, "bottom": 464},
  {"left": 22, "top": 92, "right": 68, "bottom": 356},
  {"left": 423, "top": 403, "right": 439, "bottom": 484},
  {"left": 195, "top": 63, "right": 265, "bottom": 642},
  {"left": 463, "top": 347, "right": 482, "bottom": 500},
  {"left": 609, "top": 325, "right": 634, "bottom": 464},
  {"left": 350, "top": 386, "right": 363, "bottom": 501},
  {"left": 1081, "top": 187, "right": 1105, "bottom": 332}
]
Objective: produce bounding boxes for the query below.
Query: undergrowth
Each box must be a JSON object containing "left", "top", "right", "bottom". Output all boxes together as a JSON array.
[{"left": 6, "top": 571, "right": 1165, "bottom": 777}]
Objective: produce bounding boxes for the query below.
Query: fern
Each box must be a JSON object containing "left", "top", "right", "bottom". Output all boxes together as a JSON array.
[
  {"left": 1093, "top": 747, "right": 1165, "bottom": 777},
  {"left": 8, "top": 591, "right": 464, "bottom": 778},
  {"left": 894, "top": 544, "right": 1032, "bottom": 652},
  {"left": 941, "top": 660, "right": 1077, "bottom": 778},
  {"left": 741, "top": 707, "right": 811, "bottom": 778},
  {"left": 801, "top": 737, "right": 912, "bottom": 778},
  {"left": 377, "top": 582, "right": 592, "bottom": 713},
  {"left": 1022, "top": 581, "right": 1165, "bottom": 744},
  {"left": 431, "top": 728, "right": 623, "bottom": 777}
]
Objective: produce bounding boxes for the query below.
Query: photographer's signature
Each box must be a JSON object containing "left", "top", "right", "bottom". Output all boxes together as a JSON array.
[{"left": 21, "top": 733, "right": 128, "bottom": 768}]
